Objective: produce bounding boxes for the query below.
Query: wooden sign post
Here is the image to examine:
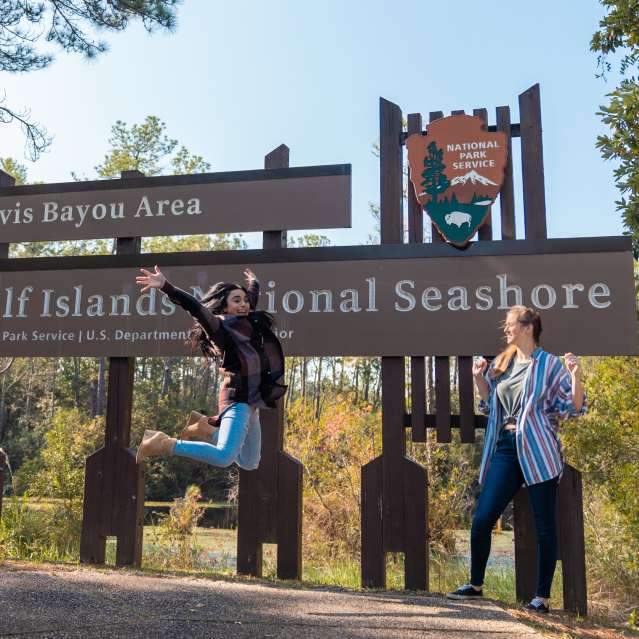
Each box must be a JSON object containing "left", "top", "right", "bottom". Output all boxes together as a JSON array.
[
  {"left": 80, "top": 170, "right": 145, "bottom": 567},
  {"left": 237, "top": 145, "right": 303, "bottom": 580}
]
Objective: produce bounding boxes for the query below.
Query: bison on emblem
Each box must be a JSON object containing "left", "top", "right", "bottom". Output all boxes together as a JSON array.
[{"left": 445, "top": 211, "right": 472, "bottom": 228}]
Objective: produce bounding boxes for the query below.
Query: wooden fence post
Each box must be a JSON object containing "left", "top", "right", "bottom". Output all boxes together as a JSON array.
[
  {"left": 0, "top": 169, "right": 16, "bottom": 259},
  {"left": 362, "top": 99, "right": 428, "bottom": 591},
  {"left": 80, "top": 170, "right": 145, "bottom": 567},
  {"left": 237, "top": 145, "right": 303, "bottom": 580}
]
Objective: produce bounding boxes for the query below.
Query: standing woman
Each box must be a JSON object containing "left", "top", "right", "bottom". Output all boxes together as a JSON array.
[
  {"left": 134, "top": 266, "right": 286, "bottom": 471},
  {"left": 447, "top": 305, "right": 586, "bottom": 613}
]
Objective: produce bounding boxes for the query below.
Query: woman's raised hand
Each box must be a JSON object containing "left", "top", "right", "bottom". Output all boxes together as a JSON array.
[
  {"left": 243, "top": 268, "right": 256, "bottom": 282},
  {"left": 136, "top": 265, "right": 166, "bottom": 293},
  {"left": 472, "top": 357, "right": 488, "bottom": 379},
  {"left": 563, "top": 352, "right": 582, "bottom": 379}
]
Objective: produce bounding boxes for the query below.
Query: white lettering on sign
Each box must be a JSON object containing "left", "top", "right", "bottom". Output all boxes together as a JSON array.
[
  {"left": 0, "top": 274, "right": 620, "bottom": 321},
  {"left": 0, "top": 202, "right": 33, "bottom": 225},
  {"left": 134, "top": 196, "right": 202, "bottom": 218},
  {"left": 446, "top": 141, "right": 501, "bottom": 151},
  {"left": 0, "top": 197, "right": 203, "bottom": 229},
  {"left": 42, "top": 201, "right": 125, "bottom": 228}
]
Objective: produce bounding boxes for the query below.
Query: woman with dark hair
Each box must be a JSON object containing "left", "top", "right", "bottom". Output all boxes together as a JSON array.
[
  {"left": 134, "top": 266, "right": 286, "bottom": 470},
  {"left": 447, "top": 305, "right": 585, "bottom": 613}
]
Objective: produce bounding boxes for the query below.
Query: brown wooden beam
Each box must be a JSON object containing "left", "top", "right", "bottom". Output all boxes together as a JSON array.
[
  {"left": 237, "top": 144, "right": 303, "bottom": 580},
  {"left": 473, "top": 108, "right": 492, "bottom": 242},
  {"left": 80, "top": 170, "right": 144, "bottom": 567},
  {"left": 519, "top": 84, "right": 547, "bottom": 240},
  {"left": 1, "top": 236, "right": 631, "bottom": 274},
  {"left": 496, "top": 106, "right": 516, "bottom": 240},
  {"left": 0, "top": 170, "right": 15, "bottom": 259}
]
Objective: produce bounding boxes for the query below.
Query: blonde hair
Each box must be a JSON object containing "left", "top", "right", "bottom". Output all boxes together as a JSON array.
[{"left": 491, "top": 305, "right": 542, "bottom": 379}]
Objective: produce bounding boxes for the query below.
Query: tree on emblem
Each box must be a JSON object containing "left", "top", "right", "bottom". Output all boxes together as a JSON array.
[{"left": 421, "top": 141, "right": 450, "bottom": 203}]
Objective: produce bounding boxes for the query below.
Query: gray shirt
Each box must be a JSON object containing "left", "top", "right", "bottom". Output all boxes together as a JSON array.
[{"left": 496, "top": 359, "right": 531, "bottom": 424}]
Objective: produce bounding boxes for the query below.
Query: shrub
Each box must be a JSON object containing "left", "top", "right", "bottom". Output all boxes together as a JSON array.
[{"left": 144, "top": 484, "right": 205, "bottom": 570}]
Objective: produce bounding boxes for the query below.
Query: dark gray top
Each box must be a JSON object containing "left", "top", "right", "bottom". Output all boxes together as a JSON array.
[{"left": 496, "top": 358, "right": 531, "bottom": 425}]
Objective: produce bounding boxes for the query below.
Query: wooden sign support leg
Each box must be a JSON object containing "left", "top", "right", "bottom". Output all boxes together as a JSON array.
[
  {"left": 513, "top": 488, "right": 537, "bottom": 602},
  {"left": 80, "top": 171, "right": 145, "bottom": 567},
  {"left": 514, "top": 466, "right": 587, "bottom": 614},
  {"left": 362, "top": 99, "right": 428, "bottom": 591},
  {"left": 237, "top": 145, "right": 303, "bottom": 580},
  {"left": 0, "top": 170, "right": 15, "bottom": 259},
  {"left": 557, "top": 465, "right": 587, "bottom": 615}
]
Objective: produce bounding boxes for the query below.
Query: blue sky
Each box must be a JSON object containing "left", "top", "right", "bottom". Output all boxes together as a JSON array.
[{"left": 0, "top": 0, "right": 625, "bottom": 247}]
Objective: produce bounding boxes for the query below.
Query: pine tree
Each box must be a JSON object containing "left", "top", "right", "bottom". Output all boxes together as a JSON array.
[
  {"left": 421, "top": 141, "right": 450, "bottom": 204},
  {"left": 0, "top": 1, "right": 179, "bottom": 159}
]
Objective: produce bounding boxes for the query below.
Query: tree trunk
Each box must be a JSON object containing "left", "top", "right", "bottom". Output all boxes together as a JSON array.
[
  {"left": 25, "top": 360, "right": 35, "bottom": 422},
  {"left": 0, "top": 373, "right": 7, "bottom": 443},
  {"left": 91, "top": 357, "right": 106, "bottom": 417},
  {"left": 314, "top": 357, "right": 323, "bottom": 419},
  {"left": 363, "top": 359, "right": 370, "bottom": 402},
  {"left": 199, "top": 364, "right": 211, "bottom": 409},
  {"left": 161, "top": 357, "right": 173, "bottom": 397},
  {"left": 50, "top": 359, "right": 57, "bottom": 420},
  {"left": 286, "top": 358, "right": 297, "bottom": 409},
  {"left": 72, "top": 357, "right": 82, "bottom": 409},
  {"left": 373, "top": 368, "right": 381, "bottom": 411},
  {"left": 301, "top": 357, "right": 308, "bottom": 404}
]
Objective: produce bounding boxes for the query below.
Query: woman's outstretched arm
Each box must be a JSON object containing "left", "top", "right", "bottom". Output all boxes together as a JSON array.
[
  {"left": 136, "top": 266, "right": 221, "bottom": 337},
  {"left": 244, "top": 268, "right": 260, "bottom": 310}
]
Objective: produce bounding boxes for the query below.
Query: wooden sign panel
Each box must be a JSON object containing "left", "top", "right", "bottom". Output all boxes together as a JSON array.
[
  {"left": 0, "top": 165, "right": 351, "bottom": 243},
  {"left": 406, "top": 115, "right": 507, "bottom": 246},
  {"left": 0, "top": 239, "right": 636, "bottom": 357}
]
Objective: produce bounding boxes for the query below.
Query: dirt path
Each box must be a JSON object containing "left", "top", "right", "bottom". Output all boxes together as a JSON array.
[{"left": 0, "top": 561, "right": 547, "bottom": 639}]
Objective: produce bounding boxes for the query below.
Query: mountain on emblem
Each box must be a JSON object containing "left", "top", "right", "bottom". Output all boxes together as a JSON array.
[
  {"left": 450, "top": 170, "right": 498, "bottom": 186},
  {"left": 406, "top": 114, "right": 508, "bottom": 247}
]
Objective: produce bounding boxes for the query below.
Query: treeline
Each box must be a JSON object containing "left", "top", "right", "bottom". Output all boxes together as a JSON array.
[{"left": 0, "top": 353, "right": 383, "bottom": 486}]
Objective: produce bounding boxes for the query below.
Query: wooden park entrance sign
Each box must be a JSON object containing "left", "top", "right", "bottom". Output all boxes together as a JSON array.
[{"left": 0, "top": 85, "right": 637, "bottom": 615}]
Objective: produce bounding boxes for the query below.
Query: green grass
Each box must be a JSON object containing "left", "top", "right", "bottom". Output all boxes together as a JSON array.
[
  {"left": 130, "top": 526, "right": 539, "bottom": 604},
  {"left": 144, "top": 501, "right": 230, "bottom": 509},
  {"left": 11, "top": 498, "right": 229, "bottom": 510}
]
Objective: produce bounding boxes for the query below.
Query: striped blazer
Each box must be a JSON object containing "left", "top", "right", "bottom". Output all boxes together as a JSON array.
[{"left": 478, "top": 347, "right": 586, "bottom": 486}]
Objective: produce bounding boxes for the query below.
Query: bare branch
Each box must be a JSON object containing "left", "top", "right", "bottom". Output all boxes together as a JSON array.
[
  {"left": 0, "top": 94, "right": 52, "bottom": 160},
  {"left": 0, "top": 1, "right": 179, "bottom": 156}
]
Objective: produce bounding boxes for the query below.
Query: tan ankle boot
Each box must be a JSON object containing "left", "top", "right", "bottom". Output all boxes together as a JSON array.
[
  {"left": 136, "top": 430, "right": 176, "bottom": 464},
  {"left": 180, "top": 410, "right": 216, "bottom": 441}
]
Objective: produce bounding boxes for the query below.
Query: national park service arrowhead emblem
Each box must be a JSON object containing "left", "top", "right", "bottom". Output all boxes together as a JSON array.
[{"left": 406, "top": 115, "right": 508, "bottom": 247}]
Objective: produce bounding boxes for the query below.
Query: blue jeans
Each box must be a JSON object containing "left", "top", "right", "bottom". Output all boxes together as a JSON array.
[
  {"left": 470, "top": 429, "right": 558, "bottom": 598},
  {"left": 173, "top": 403, "right": 261, "bottom": 470}
]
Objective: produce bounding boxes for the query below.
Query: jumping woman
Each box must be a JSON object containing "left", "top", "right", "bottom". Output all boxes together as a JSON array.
[
  {"left": 134, "top": 266, "right": 285, "bottom": 470},
  {"left": 447, "top": 305, "right": 586, "bottom": 613}
]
